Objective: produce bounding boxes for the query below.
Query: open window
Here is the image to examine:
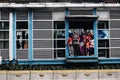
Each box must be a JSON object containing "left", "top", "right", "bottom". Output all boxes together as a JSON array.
[
  {"left": 69, "top": 21, "right": 94, "bottom": 56},
  {"left": 66, "top": 15, "right": 98, "bottom": 57}
]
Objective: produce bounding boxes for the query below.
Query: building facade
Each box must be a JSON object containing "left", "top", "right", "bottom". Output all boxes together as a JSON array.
[{"left": 0, "top": 0, "right": 120, "bottom": 64}]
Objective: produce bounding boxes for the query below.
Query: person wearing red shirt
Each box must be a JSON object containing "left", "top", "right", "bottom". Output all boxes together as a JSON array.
[{"left": 67, "top": 35, "right": 74, "bottom": 56}]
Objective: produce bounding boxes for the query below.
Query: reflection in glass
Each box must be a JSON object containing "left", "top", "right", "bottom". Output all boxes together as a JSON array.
[{"left": 54, "top": 31, "right": 65, "bottom": 38}]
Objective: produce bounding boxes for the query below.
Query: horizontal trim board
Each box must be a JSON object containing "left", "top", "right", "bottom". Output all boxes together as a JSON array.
[{"left": 1, "top": 3, "right": 120, "bottom": 8}]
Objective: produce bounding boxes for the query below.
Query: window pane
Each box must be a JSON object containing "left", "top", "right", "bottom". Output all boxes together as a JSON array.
[
  {"left": 1, "top": 10, "right": 9, "bottom": 20},
  {"left": 0, "top": 41, "right": 9, "bottom": 49},
  {"left": 54, "top": 30, "right": 65, "bottom": 38},
  {"left": 16, "top": 22, "right": 28, "bottom": 50},
  {"left": 16, "top": 40, "right": 28, "bottom": 49},
  {"left": 54, "top": 21, "right": 65, "bottom": 58},
  {"left": 17, "top": 22, "right": 28, "bottom": 29},
  {"left": 0, "top": 22, "right": 9, "bottom": 49},
  {"left": 0, "top": 31, "right": 9, "bottom": 39},
  {"left": 0, "top": 22, "right": 9, "bottom": 29},
  {"left": 98, "top": 21, "right": 108, "bottom": 29},
  {"left": 98, "top": 49, "right": 109, "bottom": 58},
  {"left": 16, "top": 10, "right": 28, "bottom": 20},
  {"left": 98, "top": 40, "right": 109, "bottom": 47},
  {"left": 54, "top": 22, "right": 65, "bottom": 29},
  {"left": 54, "top": 40, "right": 65, "bottom": 48},
  {"left": 54, "top": 49, "right": 65, "bottom": 58}
]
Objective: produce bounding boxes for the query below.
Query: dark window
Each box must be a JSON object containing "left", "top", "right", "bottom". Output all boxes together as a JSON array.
[
  {"left": 98, "top": 49, "right": 109, "bottom": 58},
  {"left": 98, "top": 21, "right": 108, "bottom": 29},
  {"left": 98, "top": 40, "right": 109, "bottom": 47}
]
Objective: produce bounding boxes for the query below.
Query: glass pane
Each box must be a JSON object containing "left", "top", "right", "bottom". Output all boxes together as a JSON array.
[
  {"left": 54, "top": 22, "right": 65, "bottom": 29},
  {"left": 16, "top": 22, "right": 28, "bottom": 50},
  {"left": 0, "top": 41, "right": 9, "bottom": 49},
  {"left": 0, "top": 22, "right": 9, "bottom": 29},
  {"left": 57, "top": 49, "right": 65, "bottom": 57},
  {"left": 16, "top": 11, "right": 28, "bottom": 20},
  {"left": 4, "top": 22, "right": 9, "bottom": 29},
  {"left": 17, "top": 22, "right": 28, "bottom": 29},
  {"left": 54, "top": 49, "right": 65, "bottom": 58},
  {"left": 0, "top": 31, "right": 9, "bottom": 39},
  {"left": 1, "top": 10, "right": 9, "bottom": 20},
  {"left": 16, "top": 40, "right": 28, "bottom": 49},
  {"left": 54, "top": 30, "right": 65, "bottom": 38},
  {"left": 98, "top": 40, "right": 109, "bottom": 47},
  {"left": 16, "top": 31, "right": 28, "bottom": 39},
  {"left": 54, "top": 40, "right": 65, "bottom": 48},
  {"left": 98, "top": 21, "right": 108, "bottom": 29},
  {"left": 98, "top": 49, "right": 109, "bottom": 58}
]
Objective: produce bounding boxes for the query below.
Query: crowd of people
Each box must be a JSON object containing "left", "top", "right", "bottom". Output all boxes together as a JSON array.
[{"left": 67, "top": 30, "right": 94, "bottom": 56}]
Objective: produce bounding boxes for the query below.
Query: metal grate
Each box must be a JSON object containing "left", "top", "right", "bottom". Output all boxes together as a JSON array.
[
  {"left": 110, "top": 30, "right": 120, "bottom": 38},
  {"left": 33, "top": 30, "right": 52, "bottom": 39},
  {"left": 16, "top": 10, "right": 28, "bottom": 20},
  {"left": 33, "top": 21, "right": 52, "bottom": 29},
  {"left": 16, "top": 50, "right": 28, "bottom": 59},
  {"left": 110, "top": 10, "right": 120, "bottom": 19},
  {"left": 1, "top": 50, "right": 9, "bottom": 59},
  {"left": 111, "top": 39, "right": 120, "bottom": 47},
  {"left": 33, "top": 11, "right": 52, "bottom": 20},
  {"left": 110, "top": 21, "right": 120, "bottom": 28},
  {"left": 111, "top": 48, "right": 120, "bottom": 57},
  {"left": 33, "top": 40, "right": 52, "bottom": 48},
  {"left": 33, "top": 49, "right": 52, "bottom": 59}
]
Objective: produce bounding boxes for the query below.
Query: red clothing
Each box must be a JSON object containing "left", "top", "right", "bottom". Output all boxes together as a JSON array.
[
  {"left": 85, "top": 35, "right": 91, "bottom": 40},
  {"left": 68, "top": 37, "right": 73, "bottom": 45}
]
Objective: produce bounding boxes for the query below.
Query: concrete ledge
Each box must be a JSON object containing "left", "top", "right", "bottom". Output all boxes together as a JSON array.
[{"left": 0, "top": 70, "right": 120, "bottom": 80}]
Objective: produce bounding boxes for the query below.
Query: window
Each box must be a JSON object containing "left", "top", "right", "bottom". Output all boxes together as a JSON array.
[
  {"left": 98, "top": 21, "right": 108, "bottom": 29},
  {"left": 98, "top": 40, "right": 109, "bottom": 47},
  {"left": 98, "top": 49, "right": 109, "bottom": 58},
  {"left": 98, "top": 21, "right": 110, "bottom": 58},
  {"left": 54, "top": 21, "right": 65, "bottom": 58},
  {"left": 0, "top": 22, "right": 9, "bottom": 59},
  {"left": 16, "top": 22, "right": 28, "bottom": 49},
  {"left": 0, "top": 22, "right": 9, "bottom": 49},
  {"left": 16, "top": 10, "right": 29, "bottom": 60},
  {"left": 69, "top": 21, "right": 94, "bottom": 56},
  {"left": 16, "top": 21, "right": 28, "bottom": 59},
  {"left": 33, "top": 10, "right": 53, "bottom": 59}
]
